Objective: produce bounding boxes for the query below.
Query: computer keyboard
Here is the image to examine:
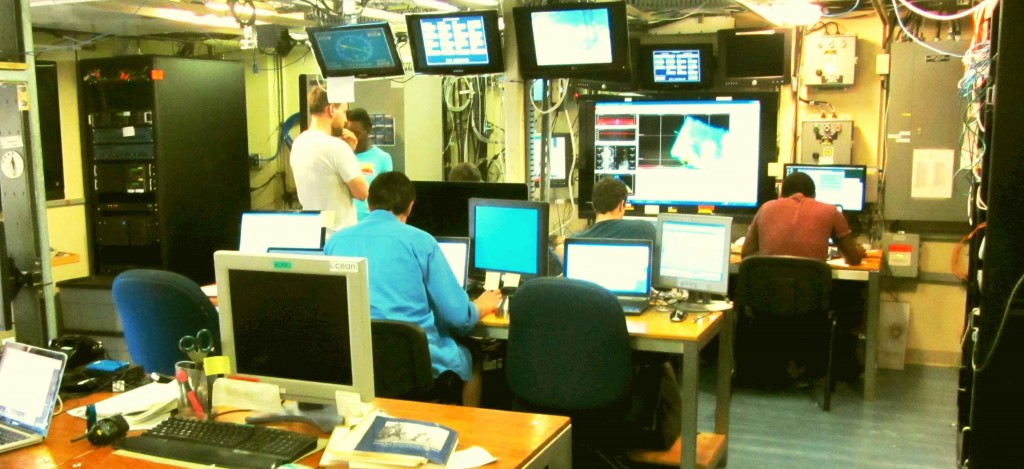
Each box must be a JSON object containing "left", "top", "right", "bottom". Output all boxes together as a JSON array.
[
  {"left": 0, "top": 426, "right": 30, "bottom": 445},
  {"left": 116, "top": 416, "right": 318, "bottom": 469}
]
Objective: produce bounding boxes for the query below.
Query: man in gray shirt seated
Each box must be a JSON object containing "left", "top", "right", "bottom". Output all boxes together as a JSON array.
[{"left": 556, "top": 177, "right": 656, "bottom": 264}]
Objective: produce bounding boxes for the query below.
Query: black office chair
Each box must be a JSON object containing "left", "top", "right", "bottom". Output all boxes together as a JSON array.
[
  {"left": 735, "top": 255, "right": 836, "bottom": 411},
  {"left": 370, "top": 319, "right": 462, "bottom": 404},
  {"left": 111, "top": 269, "right": 221, "bottom": 376},
  {"left": 506, "top": 277, "right": 634, "bottom": 465}
]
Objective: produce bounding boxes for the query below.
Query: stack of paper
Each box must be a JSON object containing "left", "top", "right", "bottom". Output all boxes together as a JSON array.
[{"left": 68, "top": 381, "right": 178, "bottom": 430}]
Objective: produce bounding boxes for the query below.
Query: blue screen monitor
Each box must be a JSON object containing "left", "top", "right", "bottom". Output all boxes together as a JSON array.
[
  {"left": 563, "top": 238, "right": 652, "bottom": 297},
  {"left": 306, "top": 22, "right": 404, "bottom": 78},
  {"left": 513, "top": 1, "right": 632, "bottom": 80},
  {"left": 639, "top": 43, "right": 713, "bottom": 91},
  {"left": 468, "top": 198, "right": 549, "bottom": 276},
  {"left": 654, "top": 214, "right": 732, "bottom": 311},
  {"left": 783, "top": 164, "right": 867, "bottom": 212},
  {"left": 406, "top": 10, "right": 504, "bottom": 75}
]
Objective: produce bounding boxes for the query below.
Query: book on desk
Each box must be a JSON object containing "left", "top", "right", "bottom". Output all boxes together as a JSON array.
[{"left": 321, "top": 413, "right": 458, "bottom": 468}]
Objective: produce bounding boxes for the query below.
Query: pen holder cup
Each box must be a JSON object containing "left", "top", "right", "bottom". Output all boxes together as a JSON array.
[{"left": 175, "top": 360, "right": 211, "bottom": 420}]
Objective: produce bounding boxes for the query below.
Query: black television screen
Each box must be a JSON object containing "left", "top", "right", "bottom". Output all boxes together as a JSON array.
[
  {"left": 718, "top": 28, "right": 792, "bottom": 88},
  {"left": 577, "top": 93, "right": 780, "bottom": 216},
  {"left": 407, "top": 182, "right": 530, "bottom": 237},
  {"left": 306, "top": 22, "right": 404, "bottom": 78},
  {"left": 638, "top": 43, "right": 713, "bottom": 91},
  {"left": 406, "top": 10, "right": 504, "bottom": 76},
  {"left": 513, "top": 1, "right": 631, "bottom": 80}
]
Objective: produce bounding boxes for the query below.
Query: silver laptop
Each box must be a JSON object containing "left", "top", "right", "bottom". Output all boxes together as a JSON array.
[
  {"left": 563, "top": 238, "right": 653, "bottom": 315},
  {"left": 0, "top": 341, "right": 67, "bottom": 454}
]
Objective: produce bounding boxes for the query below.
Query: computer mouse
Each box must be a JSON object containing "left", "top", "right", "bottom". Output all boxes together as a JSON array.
[{"left": 670, "top": 310, "right": 687, "bottom": 322}]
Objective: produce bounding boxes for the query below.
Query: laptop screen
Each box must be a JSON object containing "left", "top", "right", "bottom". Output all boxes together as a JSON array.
[
  {"left": 239, "top": 211, "right": 324, "bottom": 253},
  {"left": 436, "top": 237, "right": 470, "bottom": 288},
  {"left": 563, "top": 238, "right": 653, "bottom": 296},
  {"left": 0, "top": 342, "right": 67, "bottom": 436}
]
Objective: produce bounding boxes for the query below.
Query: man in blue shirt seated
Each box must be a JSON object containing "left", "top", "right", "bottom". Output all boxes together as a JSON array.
[
  {"left": 324, "top": 171, "right": 503, "bottom": 407},
  {"left": 556, "top": 177, "right": 657, "bottom": 264}
]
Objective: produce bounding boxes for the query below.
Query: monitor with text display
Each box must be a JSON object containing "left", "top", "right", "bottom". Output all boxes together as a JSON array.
[
  {"left": 654, "top": 214, "right": 732, "bottom": 311},
  {"left": 406, "top": 10, "right": 504, "bottom": 75},
  {"left": 783, "top": 164, "right": 867, "bottom": 212}
]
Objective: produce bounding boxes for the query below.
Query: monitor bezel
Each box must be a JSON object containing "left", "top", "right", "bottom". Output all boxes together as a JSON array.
[
  {"left": 214, "top": 250, "right": 375, "bottom": 404},
  {"left": 468, "top": 198, "right": 549, "bottom": 276},
  {"left": 435, "top": 236, "right": 471, "bottom": 288},
  {"left": 782, "top": 163, "right": 868, "bottom": 212},
  {"left": 306, "top": 22, "right": 405, "bottom": 79},
  {"left": 638, "top": 43, "right": 714, "bottom": 92},
  {"left": 407, "top": 181, "right": 530, "bottom": 237},
  {"left": 653, "top": 213, "right": 733, "bottom": 296},
  {"left": 239, "top": 210, "right": 325, "bottom": 253},
  {"left": 563, "top": 237, "right": 653, "bottom": 296},
  {"left": 405, "top": 9, "right": 505, "bottom": 76},
  {"left": 717, "top": 28, "right": 793, "bottom": 88},
  {"left": 512, "top": 1, "right": 632, "bottom": 80}
]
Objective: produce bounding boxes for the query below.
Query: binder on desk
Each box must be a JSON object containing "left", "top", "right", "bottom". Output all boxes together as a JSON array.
[{"left": 321, "top": 412, "right": 458, "bottom": 468}]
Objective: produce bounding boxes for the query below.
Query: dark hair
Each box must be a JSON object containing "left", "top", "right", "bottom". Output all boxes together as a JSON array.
[
  {"left": 368, "top": 171, "right": 416, "bottom": 214},
  {"left": 346, "top": 108, "right": 372, "bottom": 131},
  {"left": 448, "top": 162, "right": 482, "bottom": 182},
  {"left": 781, "top": 171, "right": 816, "bottom": 198},
  {"left": 591, "top": 177, "right": 629, "bottom": 213},
  {"left": 307, "top": 86, "right": 332, "bottom": 115}
]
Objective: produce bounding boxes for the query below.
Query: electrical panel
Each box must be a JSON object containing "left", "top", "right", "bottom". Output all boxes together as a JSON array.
[
  {"left": 802, "top": 34, "right": 857, "bottom": 87},
  {"left": 798, "top": 118, "right": 853, "bottom": 164},
  {"left": 882, "top": 231, "right": 920, "bottom": 278}
]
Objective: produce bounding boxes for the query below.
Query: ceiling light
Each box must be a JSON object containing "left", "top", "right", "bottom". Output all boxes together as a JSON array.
[
  {"left": 457, "top": 0, "right": 499, "bottom": 6},
  {"left": 204, "top": 1, "right": 279, "bottom": 17},
  {"left": 413, "top": 0, "right": 459, "bottom": 12},
  {"left": 735, "top": 0, "right": 822, "bottom": 27},
  {"left": 359, "top": 7, "right": 407, "bottom": 23}
]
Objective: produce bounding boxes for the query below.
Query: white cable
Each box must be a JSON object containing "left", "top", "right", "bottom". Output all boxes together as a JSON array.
[
  {"left": 562, "top": 107, "right": 578, "bottom": 230},
  {"left": 528, "top": 79, "right": 569, "bottom": 115},
  {"left": 895, "top": 0, "right": 995, "bottom": 21},
  {"left": 891, "top": 0, "right": 965, "bottom": 58}
]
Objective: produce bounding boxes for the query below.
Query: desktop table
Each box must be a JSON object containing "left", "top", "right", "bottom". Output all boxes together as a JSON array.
[
  {"left": 728, "top": 256, "right": 883, "bottom": 400},
  {"left": 3, "top": 392, "right": 572, "bottom": 468},
  {"left": 475, "top": 307, "right": 734, "bottom": 469}
]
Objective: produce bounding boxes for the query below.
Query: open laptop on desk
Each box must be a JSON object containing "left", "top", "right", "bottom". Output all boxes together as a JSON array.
[
  {"left": 0, "top": 341, "right": 67, "bottom": 454},
  {"left": 436, "top": 236, "right": 470, "bottom": 290},
  {"left": 563, "top": 238, "right": 653, "bottom": 315}
]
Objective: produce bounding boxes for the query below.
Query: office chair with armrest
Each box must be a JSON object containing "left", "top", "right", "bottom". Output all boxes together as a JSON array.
[
  {"left": 112, "top": 269, "right": 221, "bottom": 376},
  {"left": 735, "top": 255, "right": 836, "bottom": 411},
  {"left": 507, "top": 277, "right": 633, "bottom": 463},
  {"left": 370, "top": 319, "right": 462, "bottom": 404}
]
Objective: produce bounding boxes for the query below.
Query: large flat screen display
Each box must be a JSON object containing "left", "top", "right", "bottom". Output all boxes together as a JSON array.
[{"left": 513, "top": 2, "right": 632, "bottom": 80}]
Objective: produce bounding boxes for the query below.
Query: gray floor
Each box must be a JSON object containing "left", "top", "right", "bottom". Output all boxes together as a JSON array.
[{"left": 698, "top": 365, "right": 960, "bottom": 469}]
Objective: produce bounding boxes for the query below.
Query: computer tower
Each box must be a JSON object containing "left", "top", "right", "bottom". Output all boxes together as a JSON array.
[{"left": 78, "top": 56, "right": 250, "bottom": 284}]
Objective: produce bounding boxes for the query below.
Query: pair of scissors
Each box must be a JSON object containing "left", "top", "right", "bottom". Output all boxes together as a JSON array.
[{"left": 179, "top": 329, "right": 214, "bottom": 363}]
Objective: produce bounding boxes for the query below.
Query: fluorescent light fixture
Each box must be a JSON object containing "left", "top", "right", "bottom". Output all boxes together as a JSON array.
[
  {"left": 736, "top": 0, "right": 822, "bottom": 26},
  {"left": 204, "top": 1, "right": 277, "bottom": 17},
  {"left": 150, "top": 7, "right": 266, "bottom": 28},
  {"left": 413, "top": 0, "right": 459, "bottom": 12},
  {"left": 457, "top": 0, "right": 499, "bottom": 6},
  {"left": 359, "top": 7, "right": 406, "bottom": 23}
]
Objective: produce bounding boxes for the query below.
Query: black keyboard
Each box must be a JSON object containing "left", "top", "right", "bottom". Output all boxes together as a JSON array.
[{"left": 115, "top": 416, "right": 318, "bottom": 469}]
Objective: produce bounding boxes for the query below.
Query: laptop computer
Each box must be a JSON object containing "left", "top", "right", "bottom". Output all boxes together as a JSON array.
[
  {"left": 563, "top": 238, "right": 653, "bottom": 315},
  {"left": 0, "top": 341, "right": 67, "bottom": 454},
  {"left": 436, "top": 237, "right": 470, "bottom": 290}
]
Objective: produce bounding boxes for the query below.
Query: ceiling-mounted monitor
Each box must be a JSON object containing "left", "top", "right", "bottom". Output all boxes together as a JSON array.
[
  {"left": 513, "top": 1, "right": 632, "bottom": 80},
  {"left": 638, "top": 43, "right": 713, "bottom": 92},
  {"left": 306, "top": 22, "right": 405, "bottom": 79},
  {"left": 717, "top": 28, "right": 792, "bottom": 89},
  {"left": 406, "top": 10, "right": 505, "bottom": 76}
]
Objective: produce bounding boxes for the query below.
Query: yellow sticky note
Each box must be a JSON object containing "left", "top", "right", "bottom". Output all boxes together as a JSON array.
[{"left": 204, "top": 356, "right": 231, "bottom": 376}]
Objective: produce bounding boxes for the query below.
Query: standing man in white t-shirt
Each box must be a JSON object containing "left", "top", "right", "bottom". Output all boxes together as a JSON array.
[{"left": 291, "top": 86, "right": 369, "bottom": 232}]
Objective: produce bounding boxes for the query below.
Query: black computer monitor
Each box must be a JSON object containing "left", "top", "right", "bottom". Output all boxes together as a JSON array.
[
  {"left": 718, "top": 28, "right": 793, "bottom": 89},
  {"left": 638, "top": 43, "right": 714, "bottom": 91},
  {"left": 654, "top": 214, "right": 732, "bottom": 311},
  {"left": 783, "top": 164, "right": 867, "bottom": 212},
  {"left": 306, "top": 22, "right": 404, "bottom": 78},
  {"left": 239, "top": 211, "right": 324, "bottom": 254},
  {"left": 513, "top": 1, "right": 632, "bottom": 80},
  {"left": 436, "top": 236, "right": 470, "bottom": 289},
  {"left": 407, "top": 181, "right": 530, "bottom": 237},
  {"left": 468, "top": 198, "right": 549, "bottom": 276},
  {"left": 405, "top": 10, "right": 504, "bottom": 76},
  {"left": 214, "top": 251, "right": 375, "bottom": 405}
]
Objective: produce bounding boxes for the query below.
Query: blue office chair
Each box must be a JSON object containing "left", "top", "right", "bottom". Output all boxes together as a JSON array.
[
  {"left": 112, "top": 269, "right": 220, "bottom": 376},
  {"left": 506, "top": 277, "right": 633, "bottom": 464},
  {"left": 735, "top": 255, "right": 836, "bottom": 411}
]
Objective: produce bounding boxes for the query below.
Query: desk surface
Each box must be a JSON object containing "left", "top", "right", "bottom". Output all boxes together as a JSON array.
[
  {"left": 6, "top": 393, "right": 571, "bottom": 468},
  {"left": 479, "top": 308, "right": 725, "bottom": 343}
]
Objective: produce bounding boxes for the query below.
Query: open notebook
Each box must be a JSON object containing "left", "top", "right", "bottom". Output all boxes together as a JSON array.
[{"left": 0, "top": 341, "right": 67, "bottom": 454}]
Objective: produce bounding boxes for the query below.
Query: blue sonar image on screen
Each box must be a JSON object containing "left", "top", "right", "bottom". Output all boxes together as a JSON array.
[
  {"left": 531, "top": 9, "right": 612, "bottom": 67},
  {"left": 670, "top": 116, "right": 729, "bottom": 169},
  {"left": 473, "top": 206, "right": 540, "bottom": 275},
  {"left": 654, "top": 49, "right": 702, "bottom": 83},
  {"left": 420, "top": 16, "right": 490, "bottom": 67},
  {"left": 313, "top": 27, "right": 397, "bottom": 72}
]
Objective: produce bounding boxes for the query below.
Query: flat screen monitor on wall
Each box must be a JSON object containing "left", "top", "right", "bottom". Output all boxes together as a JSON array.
[
  {"left": 306, "top": 22, "right": 404, "bottom": 78},
  {"left": 718, "top": 28, "right": 792, "bottom": 88},
  {"left": 577, "top": 94, "right": 779, "bottom": 216},
  {"left": 783, "top": 164, "right": 867, "bottom": 212},
  {"left": 406, "top": 10, "right": 505, "bottom": 75},
  {"left": 638, "top": 43, "right": 713, "bottom": 91},
  {"left": 513, "top": 1, "right": 632, "bottom": 80}
]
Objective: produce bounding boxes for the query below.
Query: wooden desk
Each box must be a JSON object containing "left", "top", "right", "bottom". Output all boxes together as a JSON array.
[
  {"left": 475, "top": 308, "right": 734, "bottom": 469},
  {"left": 3, "top": 393, "right": 572, "bottom": 468},
  {"left": 729, "top": 256, "right": 883, "bottom": 400}
]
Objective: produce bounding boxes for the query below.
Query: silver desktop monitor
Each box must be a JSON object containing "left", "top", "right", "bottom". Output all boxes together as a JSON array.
[
  {"left": 214, "top": 251, "right": 374, "bottom": 404},
  {"left": 654, "top": 213, "right": 733, "bottom": 311}
]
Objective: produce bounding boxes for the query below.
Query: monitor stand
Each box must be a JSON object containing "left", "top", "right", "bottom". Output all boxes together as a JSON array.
[
  {"left": 245, "top": 401, "right": 343, "bottom": 433},
  {"left": 675, "top": 291, "right": 732, "bottom": 313}
]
